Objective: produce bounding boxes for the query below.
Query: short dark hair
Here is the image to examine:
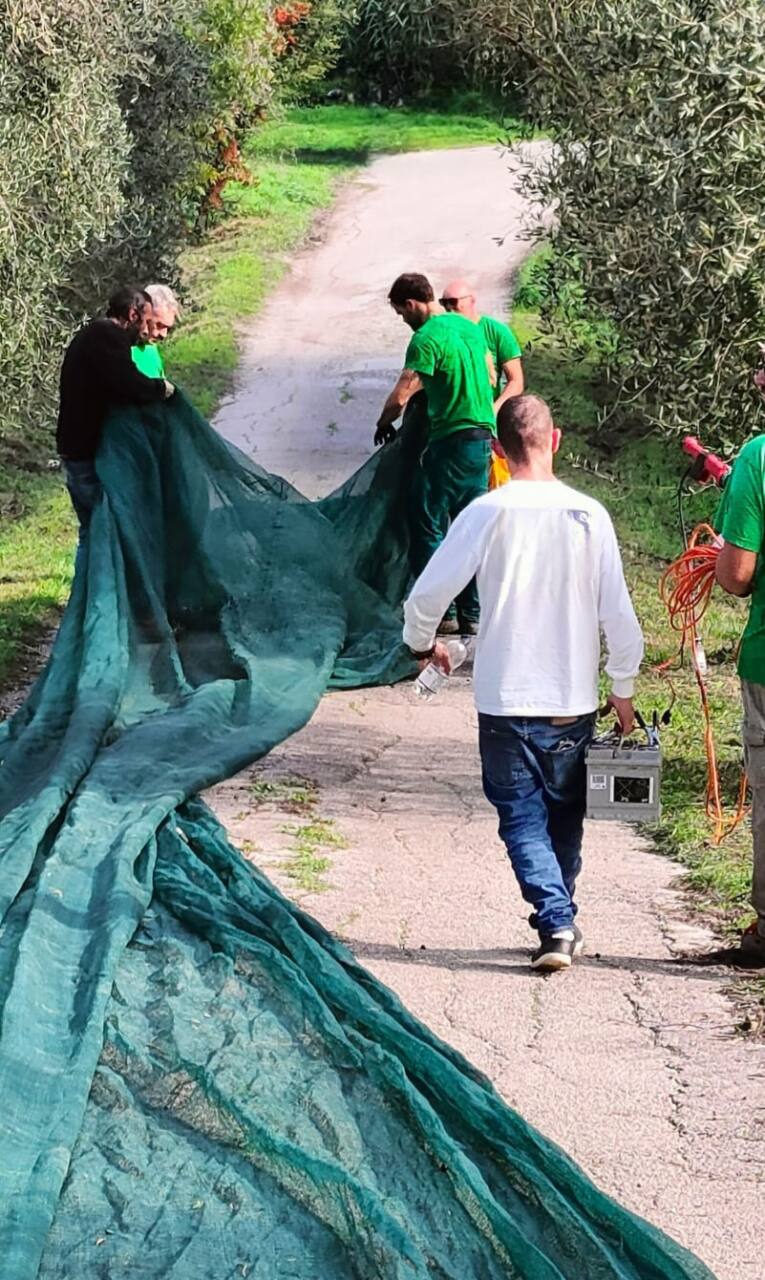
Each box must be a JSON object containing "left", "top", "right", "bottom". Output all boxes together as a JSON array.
[
  {"left": 497, "top": 395, "right": 554, "bottom": 465},
  {"left": 388, "top": 273, "right": 434, "bottom": 307},
  {"left": 106, "top": 286, "right": 152, "bottom": 321}
]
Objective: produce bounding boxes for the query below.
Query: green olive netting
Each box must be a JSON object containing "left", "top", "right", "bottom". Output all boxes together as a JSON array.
[{"left": 0, "top": 394, "right": 715, "bottom": 1279}]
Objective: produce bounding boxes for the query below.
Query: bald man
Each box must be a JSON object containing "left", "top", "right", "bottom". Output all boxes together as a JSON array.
[
  {"left": 440, "top": 280, "right": 524, "bottom": 410},
  {"left": 403, "top": 394, "right": 643, "bottom": 971}
]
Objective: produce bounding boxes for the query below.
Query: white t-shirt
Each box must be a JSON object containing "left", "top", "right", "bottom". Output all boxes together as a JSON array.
[{"left": 403, "top": 479, "right": 644, "bottom": 717}]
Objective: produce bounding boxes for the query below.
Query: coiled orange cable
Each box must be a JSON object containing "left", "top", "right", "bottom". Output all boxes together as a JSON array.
[{"left": 659, "top": 524, "right": 748, "bottom": 844}]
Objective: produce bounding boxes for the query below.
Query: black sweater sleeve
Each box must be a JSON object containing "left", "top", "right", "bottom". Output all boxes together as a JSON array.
[{"left": 92, "top": 324, "right": 167, "bottom": 404}]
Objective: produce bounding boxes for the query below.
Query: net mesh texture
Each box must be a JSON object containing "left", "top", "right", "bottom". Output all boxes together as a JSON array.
[{"left": 0, "top": 393, "right": 716, "bottom": 1279}]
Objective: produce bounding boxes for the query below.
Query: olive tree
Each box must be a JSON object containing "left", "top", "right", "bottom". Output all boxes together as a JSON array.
[
  {"left": 459, "top": 0, "right": 765, "bottom": 447},
  {"left": 0, "top": 0, "right": 347, "bottom": 464},
  {"left": 0, "top": 0, "right": 143, "bottom": 461}
]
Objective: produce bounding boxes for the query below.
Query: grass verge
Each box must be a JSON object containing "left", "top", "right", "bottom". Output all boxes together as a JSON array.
[
  {"left": 249, "top": 103, "right": 516, "bottom": 162},
  {"left": 0, "top": 102, "right": 510, "bottom": 688},
  {"left": 0, "top": 472, "right": 75, "bottom": 689},
  {"left": 512, "top": 257, "right": 753, "bottom": 940}
]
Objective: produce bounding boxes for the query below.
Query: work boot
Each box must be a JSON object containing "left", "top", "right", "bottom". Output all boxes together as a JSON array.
[
  {"left": 740, "top": 920, "right": 765, "bottom": 965},
  {"left": 458, "top": 617, "right": 479, "bottom": 637},
  {"left": 683, "top": 920, "right": 765, "bottom": 969},
  {"left": 437, "top": 617, "right": 460, "bottom": 636}
]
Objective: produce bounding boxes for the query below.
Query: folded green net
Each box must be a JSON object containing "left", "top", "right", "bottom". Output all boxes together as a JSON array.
[{"left": 0, "top": 394, "right": 715, "bottom": 1278}]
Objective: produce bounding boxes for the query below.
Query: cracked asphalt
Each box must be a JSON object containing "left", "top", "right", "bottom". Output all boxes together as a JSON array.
[{"left": 211, "top": 146, "right": 762, "bottom": 1278}]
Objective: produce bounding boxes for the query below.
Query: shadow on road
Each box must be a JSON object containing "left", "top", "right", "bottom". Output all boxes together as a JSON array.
[{"left": 344, "top": 938, "right": 732, "bottom": 984}]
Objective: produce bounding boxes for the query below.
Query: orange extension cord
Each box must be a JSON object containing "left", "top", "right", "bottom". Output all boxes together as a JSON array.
[{"left": 658, "top": 523, "right": 748, "bottom": 845}]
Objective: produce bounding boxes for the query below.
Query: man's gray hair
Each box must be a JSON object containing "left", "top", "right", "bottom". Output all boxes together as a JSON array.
[{"left": 145, "top": 283, "right": 180, "bottom": 315}]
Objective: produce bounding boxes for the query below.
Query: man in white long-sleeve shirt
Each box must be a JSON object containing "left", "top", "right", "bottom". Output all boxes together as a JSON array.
[{"left": 403, "top": 395, "right": 644, "bottom": 971}]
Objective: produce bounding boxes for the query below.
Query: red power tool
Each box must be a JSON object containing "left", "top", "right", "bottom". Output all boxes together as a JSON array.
[
  {"left": 681, "top": 436, "right": 731, "bottom": 487},
  {"left": 677, "top": 438, "right": 731, "bottom": 548}
]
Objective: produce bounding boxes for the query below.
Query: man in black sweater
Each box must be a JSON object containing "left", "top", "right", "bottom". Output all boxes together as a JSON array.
[{"left": 57, "top": 286, "right": 174, "bottom": 558}]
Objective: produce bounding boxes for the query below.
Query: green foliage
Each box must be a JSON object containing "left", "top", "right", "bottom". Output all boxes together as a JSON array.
[
  {"left": 63, "top": 1, "right": 277, "bottom": 304},
  {"left": 513, "top": 248, "right": 554, "bottom": 312},
  {"left": 282, "top": 818, "right": 349, "bottom": 892},
  {"left": 340, "top": 0, "right": 519, "bottom": 101},
  {"left": 341, "top": 0, "right": 457, "bottom": 100},
  {"left": 272, "top": 1, "right": 350, "bottom": 103},
  {"left": 0, "top": 0, "right": 141, "bottom": 463},
  {"left": 491, "top": 0, "right": 765, "bottom": 450},
  {"left": 0, "top": 0, "right": 345, "bottom": 473},
  {"left": 248, "top": 774, "right": 319, "bottom": 811}
]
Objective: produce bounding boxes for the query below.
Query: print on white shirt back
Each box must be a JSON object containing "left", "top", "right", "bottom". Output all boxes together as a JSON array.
[{"left": 403, "top": 479, "right": 644, "bottom": 718}]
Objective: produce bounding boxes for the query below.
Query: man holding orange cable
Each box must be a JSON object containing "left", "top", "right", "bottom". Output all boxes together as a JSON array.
[{"left": 715, "top": 432, "right": 765, "bottom": 967}]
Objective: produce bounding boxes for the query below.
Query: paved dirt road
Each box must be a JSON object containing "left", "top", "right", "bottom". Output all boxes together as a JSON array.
[
  {"left": 211, "top": 147, "right": 762, "bottom": 1278},
  {"left": 215, "top": 145, "right": 535, "bottom": 496}
]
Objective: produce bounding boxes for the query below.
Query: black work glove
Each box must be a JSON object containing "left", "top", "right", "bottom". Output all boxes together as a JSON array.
[{"left": 374, "top": 422, "right": 398, "bottom": 447}]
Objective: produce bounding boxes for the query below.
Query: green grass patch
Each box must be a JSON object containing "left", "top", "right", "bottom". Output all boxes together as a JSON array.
[
  {"left": 281, "top": 818, "right": 349, "bottom": 894},
  {"left": 249, "top": 775, "right": 319, "bottom": 813},
  {"left": 247, "top": 104, "right": 517, "bottom": 162},
  {"left": 513, "top": 255, "right": 753, "bottom": 936},
  {"left": 0, "top": 470, "right": 75, "bottom": 684},
  {"left": 165, "top": 158, "right": 346, "bottom": 418}
]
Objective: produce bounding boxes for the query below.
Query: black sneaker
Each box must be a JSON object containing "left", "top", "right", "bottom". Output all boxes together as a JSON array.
[
  {"left": 529, "top": 915, "right": 584, "bottom": 957},
  {"left": 531, "top": 931, "right": 576, "bottom": 971},
  {"left": 437, "top": 618, "right": 460, "bottom": 636},
  {"left": 458, "top": 618, "right": 479, "bottom": 637}
]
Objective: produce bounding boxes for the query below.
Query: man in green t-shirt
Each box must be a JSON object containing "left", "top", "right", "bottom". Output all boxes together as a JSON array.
[
  {"left": 131, "top": 284, "right": 180, "bottom": 379},
  {"left": 715, "top": 432, "right": 765, "bottom": 966},
  {"left": 132, "top": 335, "right": 164, "bottom": 379},
  {"left": 375, "top": 272, "right": 496, "bottom": 634},
  {"left": 130, "top": 289, "right": 163, "bottom": 379},
  {"left": 439, "top": 278, "right": 524, "bottom": 408}
]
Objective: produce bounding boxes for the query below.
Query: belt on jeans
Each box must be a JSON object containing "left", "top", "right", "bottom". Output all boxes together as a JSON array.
[
  {"left": 451, "top": 427, "right": 493, "bottom": 441},
  {"left": 480, "top": 714, "right": 590, "bottom": 725}
]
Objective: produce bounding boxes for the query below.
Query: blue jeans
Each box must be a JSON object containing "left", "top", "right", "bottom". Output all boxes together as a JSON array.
[
  {"left": 63, "top": 459, "right": 101, "bottom": 572},
  {"left": 478, "top": 712, "right": 595, "bottom": 935}
]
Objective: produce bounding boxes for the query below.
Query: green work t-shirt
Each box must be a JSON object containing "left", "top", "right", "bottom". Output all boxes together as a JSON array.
[
  {"left": 478, "top": 315, "right": 522, "bottom": 398},
  {"left": 132, "top": 343, "right": 165, "bottom": 379},
  {"left": 405, "top": 313, "right": 496, "bottom": 441},
  {"left": 716, "top": 434, "right": 765, "bottom": 683}
]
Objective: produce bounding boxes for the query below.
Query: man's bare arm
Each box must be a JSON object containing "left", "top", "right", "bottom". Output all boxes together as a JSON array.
[
  {"left": 716, "top": 540, "right": 757, "bottom": 597},
  {"left": 374, "top": 369, "right": 422, "bottom": 446},
  {"left": 494, "top": 358, "right": 524, "bottom": 411},
  {"left": 485, "top": 350, "right": 497, "bottom": 388}
]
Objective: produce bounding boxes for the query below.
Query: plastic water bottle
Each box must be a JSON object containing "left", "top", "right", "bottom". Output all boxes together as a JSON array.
[{"left": 414, "top": 640, "right": 469, "bottom": 698}]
